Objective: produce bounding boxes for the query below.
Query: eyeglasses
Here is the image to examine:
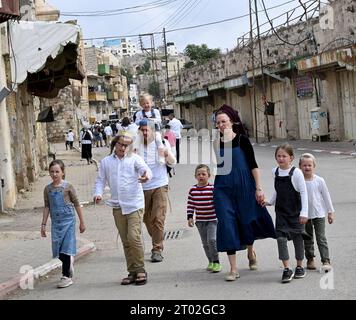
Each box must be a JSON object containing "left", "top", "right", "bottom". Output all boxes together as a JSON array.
[{"left": 116, "top": 142, "right": 130, "bottom": 148}]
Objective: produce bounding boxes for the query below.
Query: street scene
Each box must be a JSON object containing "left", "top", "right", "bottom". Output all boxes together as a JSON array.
[{"left": 0, "top": 0, "right": 356, "bottom": 304}]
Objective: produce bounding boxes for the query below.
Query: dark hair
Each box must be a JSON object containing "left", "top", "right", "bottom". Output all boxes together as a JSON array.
[
  {"left": 49, "top": 159, "right": 66, "bottom": 179},
  {"left": 121, "top": 117, "right": 131, "bottom": 127},
  {"left": 165, "top": 124, "right": 170, "bottom": 129},
  {"left": 195, "top": 164, "right": 211, "bottom": 176},
  {"left": 275, "top": 143, "right": 294, "bottom": 159}
]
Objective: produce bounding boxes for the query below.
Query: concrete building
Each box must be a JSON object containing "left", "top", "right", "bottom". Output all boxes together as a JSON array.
[{"left": 169, "top": 0, "right": 356, "bottom": 141}]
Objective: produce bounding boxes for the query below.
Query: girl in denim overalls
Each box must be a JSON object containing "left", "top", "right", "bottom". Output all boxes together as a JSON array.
[{"left": 41, "top": 160, "right": 86, "bottom": 288}]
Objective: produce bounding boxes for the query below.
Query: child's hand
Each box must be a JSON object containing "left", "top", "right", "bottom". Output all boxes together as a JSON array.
[
  {"left": 328, "top": 212, "right": 334, "bottom": 224},
  {"left": 260, "top": 199, "right": 270, "bottom": 207},
  {"left": 94, "top": 196, "right": 102, "bottom": 204},
  {"left": 299, "top": 216, "right": 308, "bottom": 225},
  {"left": 40, "top": 225, "right": 46, "bottom": 237},
  {"left": 79, "top": 223, "right": 86, "bottom": 233},
  {"left": 138, "top": 171, "right": 149, "bottom": 183},
  {"left": 188, "top": 218, "right": 194, "bottom": 227}
]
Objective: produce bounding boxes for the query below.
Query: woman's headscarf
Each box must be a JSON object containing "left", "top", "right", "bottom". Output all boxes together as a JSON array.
[{"left": 215, "top": 104, "right": 246, "bottom": 135}]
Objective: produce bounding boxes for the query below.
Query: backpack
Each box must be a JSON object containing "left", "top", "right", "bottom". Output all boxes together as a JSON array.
[{"left": 141, "top": 108, "right": 162, "bottom": 131}]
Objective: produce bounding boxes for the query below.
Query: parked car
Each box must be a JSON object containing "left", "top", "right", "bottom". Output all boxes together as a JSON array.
[{"left": 179, "top": 119, "right": 193, "bottom": 130}]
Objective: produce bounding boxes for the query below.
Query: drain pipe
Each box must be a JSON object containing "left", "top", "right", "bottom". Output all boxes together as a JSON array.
[{"left": 0, "top": 178, "right": 4, "bottom": 213}]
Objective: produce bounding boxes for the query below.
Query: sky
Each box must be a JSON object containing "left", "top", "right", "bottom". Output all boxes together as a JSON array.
[{"left": 49, "top": 0, "right": 322, "bottom": 53}]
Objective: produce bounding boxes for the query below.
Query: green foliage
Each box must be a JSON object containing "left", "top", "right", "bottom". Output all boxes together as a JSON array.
[
  {"left": 183, "top": 44, "right": 220, "bottom": 67},
  {"left": 143, "top": 59, "right": 151, "bottom": 73},
  {"left": 148, "top": 81, "right": 160, "bottom": 98},
  {"left": 120, "top": 68, "right": 133, "bottom": 84}
]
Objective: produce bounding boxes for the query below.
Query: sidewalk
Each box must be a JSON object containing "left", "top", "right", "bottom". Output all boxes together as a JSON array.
[
  {"left": 0, "top": 138, "right": 354, "bottom": 299},
  {"left": 251, "top": 138, "right": 356, "bottom": 156},
  {"left": 0, "top": 142, "right": 102, "bottom": 299}
]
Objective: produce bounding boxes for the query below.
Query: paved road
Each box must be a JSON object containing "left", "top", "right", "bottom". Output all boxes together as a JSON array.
[{"left": 7, "top": 139, "right": 356, "bottom": 300}]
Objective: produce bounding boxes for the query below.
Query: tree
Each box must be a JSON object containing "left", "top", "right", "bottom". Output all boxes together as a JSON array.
[
  {"left": 148, "top": 81, "right": 160, "bottom": 98},
  {"left": 183, "top": 44, "right": 220, "bottom": 68},
  {"left": 120, "top": 68, "right": 133, "bottom": 84}
]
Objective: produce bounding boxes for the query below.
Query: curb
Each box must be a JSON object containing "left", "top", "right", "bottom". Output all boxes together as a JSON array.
[
  {"left": 0, "top": 238, "right": 96, "bottom": 300},
  {"left": 252, "top": 143, "right": 356, "bottom": 157}
]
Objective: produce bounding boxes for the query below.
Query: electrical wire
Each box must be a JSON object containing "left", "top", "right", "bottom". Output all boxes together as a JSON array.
[{"left": 260, "top": 0, "right": 314, "bottom": 46}]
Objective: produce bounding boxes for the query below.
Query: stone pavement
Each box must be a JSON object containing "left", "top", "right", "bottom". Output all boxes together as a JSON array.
[{"left": 0, "top": 137, "right": 355, "bottom": 299}]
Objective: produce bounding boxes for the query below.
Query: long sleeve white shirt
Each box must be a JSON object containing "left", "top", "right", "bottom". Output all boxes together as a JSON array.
[
  {"left": 168, "top": 118, "right": 183, "bottom": 139},
  {"left": 93, "top": 153, "right": 152, "bottom": 214},
  {"left": 305, "top": 174, "right": 335, "bottom": 219},
  {"left": 269, "top": 166, "right": 309, "bottom": 218}
]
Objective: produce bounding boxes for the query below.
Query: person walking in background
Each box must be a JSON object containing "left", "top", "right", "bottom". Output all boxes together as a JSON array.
[
  {"left": 104, "top": 123, "right": 113, "bottom": 147},
  {"left": 134, "top": 119, "right": 176, "bottom": 263},
  {"left": 263, "top": 144, "right": 308, "bottom": 283},
  {"left": 66, "top": 129, "right": 75, "bottom": 150},
  {"left": 163, "top": 124, "right": 177, "bottom": 157},
  {"left": 94, "top": 134, "right": 152, "bottom": 286},
  {"left": 41, "top": 160, "right": 86, "bottom": 288},
  {"left": 168, "top": 113, "right": 183, "bottom": 163},
  {"left": 213, "top": 104, "right": 275, "bottom": 281},
  {"left": 80, "top": 127, "right": 93, "bottom": 165},
  {"left": 299, "top": 153, "right": 335, "bottom": 272},
  {"left": 187, "top": 164, "right": 221, "bottom": 273}
]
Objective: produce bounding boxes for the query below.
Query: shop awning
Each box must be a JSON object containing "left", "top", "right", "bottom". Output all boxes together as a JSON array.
[
  {"left": 296, "top": 46, "right": 356, "bottom": 72},
  {"left": 9, "top": 20, "right": 84, "bottom": 98}
]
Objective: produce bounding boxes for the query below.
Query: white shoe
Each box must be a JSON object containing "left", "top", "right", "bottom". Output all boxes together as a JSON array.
[{"left": 57, "top": 276, "right": 73, "bottom": 288}]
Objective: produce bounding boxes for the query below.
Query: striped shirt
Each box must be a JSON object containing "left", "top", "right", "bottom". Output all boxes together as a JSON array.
[{"left": 187, "top": 183, "right": 216, "bottom": 222}]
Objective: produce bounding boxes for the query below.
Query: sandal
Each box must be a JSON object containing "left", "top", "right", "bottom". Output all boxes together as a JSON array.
[
  {"left": 248, "top": 251, "right": 258, "bottom": 271},
  {"left": 121, "top": 274, "right": 136, "bottom": 285},
  {"left": 135, "top": 272, "right": 147, "bottom": 286}
]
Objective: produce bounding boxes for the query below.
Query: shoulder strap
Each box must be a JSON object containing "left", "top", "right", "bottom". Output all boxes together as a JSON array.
[
  {"left": 275, "top": 167, "right": 279, "bottom": 177},
  {"left": 289, "top": 166, "right": 296, "bottom": 177}
]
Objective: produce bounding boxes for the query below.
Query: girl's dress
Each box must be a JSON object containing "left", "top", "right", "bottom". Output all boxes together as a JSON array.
[
  {"left": 45, "top": 181, "right": 77, "bottom": 258},
  {"left": 214, "top": 135, "right": 275, "bottom": 252}
]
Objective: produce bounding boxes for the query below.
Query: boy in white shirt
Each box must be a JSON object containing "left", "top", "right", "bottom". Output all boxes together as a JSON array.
[
  {"left": 299, "top": 153, "right": 335, "bottom": 272},
  {"left": 94, "top": 133, "right": 152, "bottom": 285}
]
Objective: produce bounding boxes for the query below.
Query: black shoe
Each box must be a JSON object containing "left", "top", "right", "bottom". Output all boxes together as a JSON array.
[
  {"left": 281, "top": 268, "right": 294, "bottom": 283},
  {"left": 294, "top": 266, "right": 306, "bottom": 279}
]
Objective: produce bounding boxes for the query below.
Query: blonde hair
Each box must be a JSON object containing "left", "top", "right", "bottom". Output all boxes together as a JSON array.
[
  {"left": 139, "top": 93, "right": 153, "bottom": 105},
  {"left": 299, "top": 153, "right": 316, "bottom": 167}
]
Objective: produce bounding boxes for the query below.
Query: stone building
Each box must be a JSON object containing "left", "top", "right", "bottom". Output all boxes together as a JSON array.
[
  {"left": 0, "top": 0, "right": 85, "bottom": 210},
  {"left": 170, "top": 0, "right": 356, "bottom": 141}
]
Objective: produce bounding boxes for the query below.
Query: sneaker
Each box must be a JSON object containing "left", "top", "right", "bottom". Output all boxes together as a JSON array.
[
  {"left": 57, "top": 276, "right": 73, "bottom": 288},
  {"left": 281, "top": 268, "right": 294, "bottom": 283},
  {"left": 151, "top": 252, "right": 163, "bottom": 263},
  {"left": 211, "top": 263, "right": 222, "bottom": 273},
  {"left": 225, "top": 271, "right": 240, "bottom": 281},
  {"left": 307, "top": 258, "right": 316, "bottom": 270},
  {"left": 206, "top": 262, "right": 214, "bottom": 271},
  {"left": 321, "top": 262, "right": 332, "bottom": 272},
  {"left": 294, "top": 266, "right": 306, "bottom": 279}
]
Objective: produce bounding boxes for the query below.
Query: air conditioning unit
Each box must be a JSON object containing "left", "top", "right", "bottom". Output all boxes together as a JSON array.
[{"left": 0, "top": 0, "right": 20, "bottom": 23}]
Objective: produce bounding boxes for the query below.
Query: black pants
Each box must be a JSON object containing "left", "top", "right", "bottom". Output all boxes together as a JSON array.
[
  {"left": 59, "top": 253, "right": 71, "bottom": 277},
  {"left": 176, "top": 138, "right": 180, "bottom": 163}
]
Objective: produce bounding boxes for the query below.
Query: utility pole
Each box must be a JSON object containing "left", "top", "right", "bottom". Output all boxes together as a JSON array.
[
  {"left": 249, "top": 0, "right": 270, "bottom": 142},
  {"left": 163, "top": 28, "right": 170, "bottom": 96},
  {"left": 254, "top": 0, "right": 270, "bottom": 142},
  {"left": 177, "top": 60, "right": 182, "bottom": 95}
]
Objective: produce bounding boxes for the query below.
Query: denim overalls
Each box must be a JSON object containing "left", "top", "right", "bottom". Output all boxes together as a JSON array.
[{"left": 48, "top": 181, "right": 76, "bottom": 258}]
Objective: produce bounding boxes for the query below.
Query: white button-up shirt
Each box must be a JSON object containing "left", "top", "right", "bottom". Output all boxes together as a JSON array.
[
  {"left": 94, "top": 153, "right": 152, "bottom": 214},
  {"left": 305, "top": 174, "right": 335, "bottom": 219},
  {"left": 168, "top": 118, "right": 183, "bottom": 139}
]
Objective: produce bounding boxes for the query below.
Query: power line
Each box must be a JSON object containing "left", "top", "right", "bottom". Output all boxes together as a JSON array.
[
  {"left": 61, "top": 0, "right": 179, "bottom": 16},
  {"left": 81, "top": 0, "right": 301, "bottom": 41}
]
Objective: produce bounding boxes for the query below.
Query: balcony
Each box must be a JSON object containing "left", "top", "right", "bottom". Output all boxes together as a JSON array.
[
  {"left": 98, "top": 64, "right": 110, "bottom": 76},
  {"left": 107, "top": 91, "right": 119, "bottom": 101},
  {"left": 0, "top": 0, "right": 20, "bottom": 23},
  {"left": 89, "top": 91, "right": 107, "bottom": 102},
  {"left": 110, "top": 66, "right": 120, "bottom": 77}
]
